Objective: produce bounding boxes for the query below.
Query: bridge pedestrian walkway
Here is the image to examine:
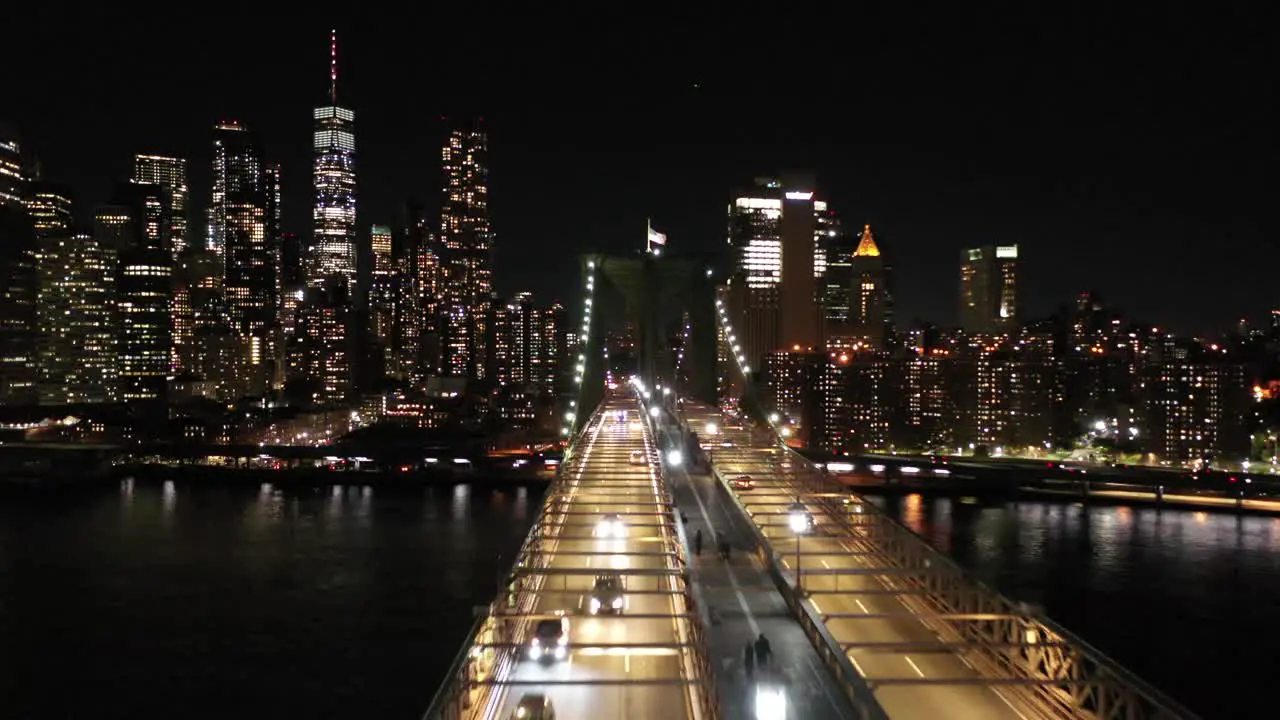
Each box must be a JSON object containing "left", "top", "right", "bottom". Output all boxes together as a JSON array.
[{"left": 670, "top": 460, "right": 863, "bottom": 720}]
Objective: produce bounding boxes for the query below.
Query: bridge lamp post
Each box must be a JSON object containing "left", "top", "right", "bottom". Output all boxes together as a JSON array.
[{"left": 788, "top": 500, "right": 810, "bottom": 593}]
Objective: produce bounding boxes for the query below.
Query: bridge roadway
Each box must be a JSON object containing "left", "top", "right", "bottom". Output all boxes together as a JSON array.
[
  {"left": 681, "top": 403, "right": 1032, "bottom": 720},
  {"left": 489, "top": 394, "right": 709, "bottom": 720}
]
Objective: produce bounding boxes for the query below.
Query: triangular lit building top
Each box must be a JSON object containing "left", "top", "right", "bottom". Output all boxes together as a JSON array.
[{"left": 853, "top": 224, "right": 881, "bottom": 257}]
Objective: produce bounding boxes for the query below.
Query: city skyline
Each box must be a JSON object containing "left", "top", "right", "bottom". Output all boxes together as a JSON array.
[
  {"left": 1, "top": 11, "right": 1269, "bottom": 334},
  {"left": 0, "top": 12, "right": 1275, "bottom": 720}
]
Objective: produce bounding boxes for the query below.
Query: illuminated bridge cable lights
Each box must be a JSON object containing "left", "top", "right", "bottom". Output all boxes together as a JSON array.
[
  {"left": 567, "top": 260, "right": 598, "bottom": 434},
  {"left": 714, "top": 298, "right": 752, "bottom": 376}
]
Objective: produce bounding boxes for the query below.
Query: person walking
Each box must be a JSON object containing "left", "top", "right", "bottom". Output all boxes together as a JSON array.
[
  {"left": 755, "top": 633, "right": 772, "bottom": 669},
  {"left": 743, "top": 641, "right": 755, "bottom": 678},
  {"left": 694, "top": 529, "right": 703, "bottom": 556}
]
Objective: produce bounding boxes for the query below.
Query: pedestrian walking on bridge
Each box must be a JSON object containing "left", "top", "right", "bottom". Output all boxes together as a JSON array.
[
  {"left": 755, "top": 633, "right": 772, "bottom": 669},
  {"left": 694, "top": 528, "right": 703, "bottom": 556},
  {"left": 743, "top": 641, "right": 755, "bottom": 678}
]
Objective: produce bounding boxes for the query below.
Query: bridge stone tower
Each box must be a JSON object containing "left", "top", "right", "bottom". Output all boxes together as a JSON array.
[{"left": 578, "top": 251, "right": 719, "bottom": 415}]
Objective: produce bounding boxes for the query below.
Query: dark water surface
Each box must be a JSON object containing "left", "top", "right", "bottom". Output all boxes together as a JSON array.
[
  {"left": 0, "top": 479, "right": 538, "bottom": 719},
  {"left": 872, "top": 493, "right": 1280, "bottom": 719},
  {"left": 3, "top": 479, "right": 1273, "bottom": 718}
]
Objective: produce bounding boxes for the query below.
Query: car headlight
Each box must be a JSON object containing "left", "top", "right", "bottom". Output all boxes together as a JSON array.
[
  {"left": 612, "top": 597, "right": 623, "bottom": 609},
  {"left": 529, "top": 645, "right": 542, "bottom": 659},
  {"left": 530, "top": 638, "right": 539, "bottom": 646},
  {"left": 554, "top": 646, "right": 567, "bottom": 659},
  {"left": 590, "top": 598, "right": 601, "bottom": 613}
]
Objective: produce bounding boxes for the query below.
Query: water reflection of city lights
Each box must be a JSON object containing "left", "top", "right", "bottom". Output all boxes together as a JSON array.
[
  {"left": 901, "top": 493, "right": 926, "bottom": 533},
  {"left": 162, "top": 480, "right": 176, "bottom": 515}
]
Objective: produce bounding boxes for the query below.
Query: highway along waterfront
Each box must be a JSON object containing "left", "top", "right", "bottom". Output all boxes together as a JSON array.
[
  {"left": 871, "top": 492, "right": 1280, "bottom": 718},
  {"left": 1, "top": 474, "right": 1275, "bottom": 717}
]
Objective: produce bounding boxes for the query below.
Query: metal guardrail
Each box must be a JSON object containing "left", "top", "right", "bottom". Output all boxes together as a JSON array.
[
  {"left": 702, "top": 416, "right": 1199, "bottom": 720},
  {"left": 421, "top": 411, "right": 593, "bottom": 720}
]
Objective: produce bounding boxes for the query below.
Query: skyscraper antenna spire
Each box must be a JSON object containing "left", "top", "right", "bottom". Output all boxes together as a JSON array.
[{"left": 330, "top": 29, "right": 338, "bottom": 104}]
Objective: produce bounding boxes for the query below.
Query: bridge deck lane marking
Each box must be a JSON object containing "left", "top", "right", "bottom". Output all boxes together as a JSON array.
[{"left": 689, "top": 405, "right": 1032, "bottom": 720}]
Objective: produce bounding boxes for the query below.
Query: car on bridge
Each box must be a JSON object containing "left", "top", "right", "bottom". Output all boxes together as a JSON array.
[
  {"left": 628, "top": 450, "right": 645, "bottom": 465},
  {"left": 510, "top": 693, "right": 556, "bottom": 719},
  {"left": 594, "top": 513, "right": 626, "bottom": 538},
  {"left": 731, "top": 475, "right": 754, "bottom": 490},
  {"left": 528, "top": 614, "right": 570, "bottom": 663},
  {"left": 587, "top": 572, "right": 626, "bottom": 615}
]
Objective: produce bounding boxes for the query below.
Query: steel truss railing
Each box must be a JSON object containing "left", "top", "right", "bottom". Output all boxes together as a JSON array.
[
  {"left": 424, "top": 398, "right": 721, "bottom": 720},
  {"left": 697, "top": 404, "right": 1198, "bottom": 720}
]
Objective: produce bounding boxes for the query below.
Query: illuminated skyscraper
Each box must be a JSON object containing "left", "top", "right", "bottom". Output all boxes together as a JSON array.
[
  {"left": 213, "top": 127, "right": 278, "bottom": 394},
  {"left": 727, "top": 176, "right": 829, "bottom": 370},
  {"left": 106, "top": 183, "right": 173, "bottom": 403},
  {"left": 224, "top": 188, "right": 271, "bottom": 333},
  {"left": 296, "top": 279, "right": 352, "bottom": 405},
  {"left": 289, "top": 30, "right": 357, "bottom": 403},
  {"left": 819, "top": 211, "right": 853, "bottom": 324},
  {"left": 848, "top": 225, "right": 893, "bottom": 348},
  {"left": 265, "top": 161, "right": 283, "bottom": 304},
  {"left": 540, "top": 302, "right": 565, "bottom": 392},
  {"left": 208, "top": 121, "right": 258, "bottom": 259},
  {"left": 0, "top": 206, "right": 38, "bottom": 404},
  {"left": 133, "top": 154, "right": 189, "bottom": 254},
  {"left": 387, "top": 205, "right": 442, "bottom": 384},
  {"left": 0, "top": 129, "right": 23, "bottom": 209},
  {"left": 494, "top": 292, "right": 535, "bottom": 386},
  {"left": 494, "top": 293, "right": 568, "bottom": 393},
  {"left": 440, "top": 124, "right": 492, "bottom": 379},
  {"left": 179, "top": 249, "right": 243, "bottom": 399},
  {"left": 36, "top": 231, "right": 117, "bottom": 404},
  {"left": 309, "top": 30, "right": 357, "bottom": 290},
  {"left": 959, "top": 245, "right": 1019, "bottom": 335},
  {"left": 24, "top": 183, "right": 73, "bottom": 238},
  {"left": 369, "top": 224, "right": 395, "bottom": 357}
]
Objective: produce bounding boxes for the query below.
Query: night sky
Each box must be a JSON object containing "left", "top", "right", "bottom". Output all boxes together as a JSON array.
[{"left": 4, "top": 8, "right": 1271, "bottom": 334}]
